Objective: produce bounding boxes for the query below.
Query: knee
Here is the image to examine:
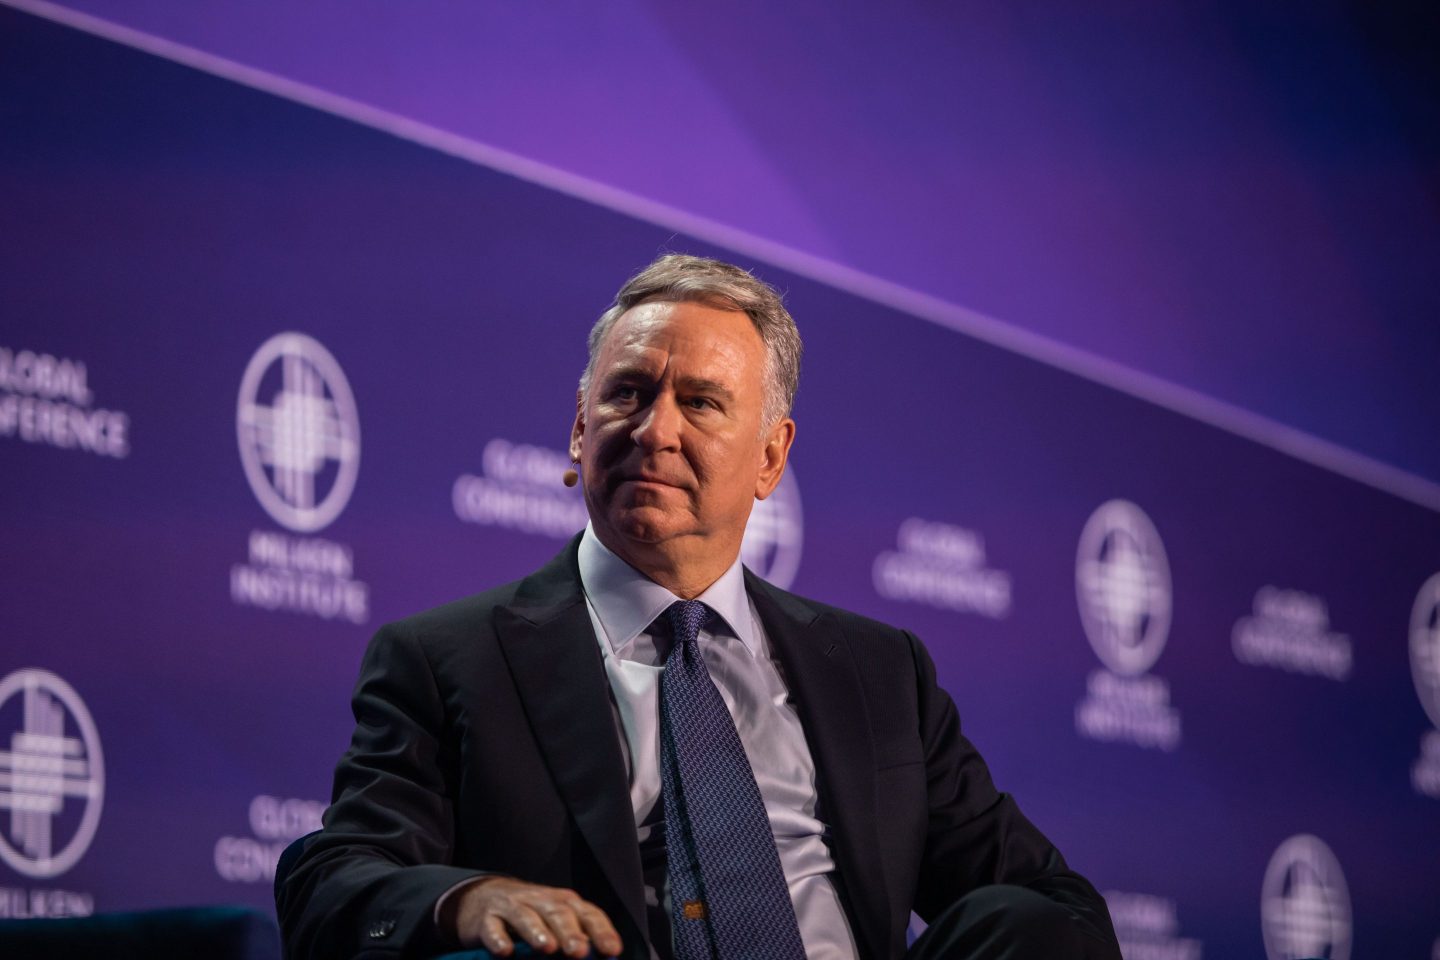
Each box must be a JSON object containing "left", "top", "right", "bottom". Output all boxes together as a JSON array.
[
  {"left": 979, "top": 885, "right": 1079, "bottom": 936},
  {"left": 926, "top": 885, "right": 1095, "bottom": 957}
]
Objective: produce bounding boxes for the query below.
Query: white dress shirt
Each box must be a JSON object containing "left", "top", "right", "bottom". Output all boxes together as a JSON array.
[{"left": 578, "top": 525, "right": 859, "bottom": 960}]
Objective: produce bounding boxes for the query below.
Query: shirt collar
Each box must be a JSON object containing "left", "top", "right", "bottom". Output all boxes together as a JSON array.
[{"left": 577, "top": 523, "right": 759, "bottom": 658}]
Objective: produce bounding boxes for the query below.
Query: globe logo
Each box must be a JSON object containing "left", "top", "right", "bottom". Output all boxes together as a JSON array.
[
  {"left": 1261, "top": 834, "right": 1351, "bottom": 960},
  {"left": 0, "top": 669, "right": 105, "bottom": 879},
  {"left": 236, "top": 332, "right": 360, "bottom": 533},
  {"left": 1411, "top": 572, "right": 1440, "bottom": 730},
  {"left": 741, "top": 467, "right": 803, "bottom": 590},
  {"left": 1076, "top": 500, "right": 1172, "bottom": 676}
]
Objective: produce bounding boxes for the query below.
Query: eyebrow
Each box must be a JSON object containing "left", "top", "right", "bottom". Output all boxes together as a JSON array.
[
  {"left": 604, "top": 367, "right": 736, "bottom": 402},
  {"left": 677, "top": 376, "right": 736, "bottom": 401}
]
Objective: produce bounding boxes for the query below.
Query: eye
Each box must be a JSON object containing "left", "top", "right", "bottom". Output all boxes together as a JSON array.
[{"left": 685, "top": 396, "right": 715, "bottom": 410}]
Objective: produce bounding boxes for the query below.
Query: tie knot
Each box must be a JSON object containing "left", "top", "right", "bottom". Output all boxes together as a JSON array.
[{"left": 665, "top": 600, "right": 709, "bottom": 646}]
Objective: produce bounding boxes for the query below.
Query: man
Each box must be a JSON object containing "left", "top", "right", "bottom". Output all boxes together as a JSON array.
[{"left": 277, "top": 255, "right": 1121, "bottom": 960}]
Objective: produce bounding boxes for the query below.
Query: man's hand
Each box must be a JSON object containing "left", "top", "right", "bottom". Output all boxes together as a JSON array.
[{"left": 443, "top": 876, "right": 624, "bottom": 958}]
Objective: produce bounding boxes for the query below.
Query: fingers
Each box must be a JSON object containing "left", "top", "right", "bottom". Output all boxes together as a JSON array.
[
  {"left": 575, "top": 899, "right": 624, "bottom": 958},
  {"left": 538, "top": 897, "right": 590, "bottom": 957},
  {"left": 480, "top": 912, "right": 516, "bottom": 956},
  {"left": 507, "top": 903, "right": 557, "bottom": 954},
  {"left": 539, "top": 894, "right": 621, "bottom": 957},
  {"left": 476, "top": 902, "right": 554, "bottom": 956},
  {"left": 453, "top": 878, "right": 623, "bottom": 958}
]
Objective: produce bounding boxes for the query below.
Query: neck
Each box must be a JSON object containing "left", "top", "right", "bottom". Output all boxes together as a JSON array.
[{"left": 594, "top": 528, "right": 740, "bottom": 600}]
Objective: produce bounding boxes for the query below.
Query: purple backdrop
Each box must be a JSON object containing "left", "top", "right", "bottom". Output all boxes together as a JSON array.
[
  {"left": 2, "top": 6, "right": 1439, "bottom": 959},
  {"left": 6, "top": 0, "right": 1439, "bottom": 492}
]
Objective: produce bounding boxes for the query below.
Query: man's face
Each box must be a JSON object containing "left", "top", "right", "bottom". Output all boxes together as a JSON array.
[{"left": 570, "top": 299, "right": 793, "bottom": 565}]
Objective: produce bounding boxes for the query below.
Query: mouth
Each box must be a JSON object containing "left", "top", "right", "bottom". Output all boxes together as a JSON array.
[
  {"left": 611, "top": 472, "right": 688, "bottom": 494},
  {"left": 622, "top": 476, "right": 681, "bottom": 489}
]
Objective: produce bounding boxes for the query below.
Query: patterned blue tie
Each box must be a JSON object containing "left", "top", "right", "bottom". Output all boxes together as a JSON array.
[{"left": 658, "top": 599, "right": 808, "bottom": 960}]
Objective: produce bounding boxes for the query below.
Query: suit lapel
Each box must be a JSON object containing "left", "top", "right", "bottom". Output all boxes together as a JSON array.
[
  {"left": 492, "top": 544, "right": 890, "bottom": 958},
  {"left": 494, "top": 541, "right": 648, "bottom": 943},
  {"left": 747, "top": 573, "right": 889, "bottom": 960}
]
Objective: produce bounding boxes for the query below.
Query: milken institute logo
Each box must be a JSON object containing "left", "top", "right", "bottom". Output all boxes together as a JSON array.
[
  {"left": 0, "top": 669, "right": 104, "bottom": 879},
  {"left": 237, "top": 332, "right": 360, "bottom": 533}
]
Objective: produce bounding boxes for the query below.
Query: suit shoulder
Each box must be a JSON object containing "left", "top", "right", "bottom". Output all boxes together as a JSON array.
[{"left": 749, "top": 574, "right": 914, "bottom": 648}]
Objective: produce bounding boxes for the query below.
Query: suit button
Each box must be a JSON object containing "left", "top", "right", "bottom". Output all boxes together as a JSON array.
[{"left": 367, "top": 918, "right": 397, "bottom": 940}]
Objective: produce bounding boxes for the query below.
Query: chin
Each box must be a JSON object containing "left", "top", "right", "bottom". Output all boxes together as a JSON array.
[{"left": 609, "top": 508, "right": 689, "bottom": 546}]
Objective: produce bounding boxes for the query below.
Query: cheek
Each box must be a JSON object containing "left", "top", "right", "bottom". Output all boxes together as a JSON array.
[
  {"left": 587, "top": 421, "right": 633, "bottom": 461},
  {"left": 696, "top": 443, "right": 761, "bottom": 503}
]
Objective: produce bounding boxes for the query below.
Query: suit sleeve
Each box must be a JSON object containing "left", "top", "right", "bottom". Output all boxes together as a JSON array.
[
  {"left": 906, "top": 630, "right": 1121, "bottom": 958},
  {"left": 276, "top": 621, "right": 484, "bottom": 959}
]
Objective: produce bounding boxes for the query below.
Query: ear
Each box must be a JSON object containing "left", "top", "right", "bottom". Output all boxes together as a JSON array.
[
  {"left": 754, "top": 417, "right": 796, "bottom": 500},
  {"left": 568, "top": 390, "right": 585, "bottom": 463}
]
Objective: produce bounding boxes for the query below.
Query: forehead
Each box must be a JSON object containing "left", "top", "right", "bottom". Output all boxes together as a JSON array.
[{"left": 596, "top": 300, "right": 766, "bottom": 377}]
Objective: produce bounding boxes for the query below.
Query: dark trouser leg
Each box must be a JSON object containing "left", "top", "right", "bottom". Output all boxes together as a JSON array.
[{"left": 905, "top": 885, "right": 1106, "bottom": 960}]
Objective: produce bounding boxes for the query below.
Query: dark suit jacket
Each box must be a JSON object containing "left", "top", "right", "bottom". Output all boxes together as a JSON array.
[{"left": 277, "top": 537, "right": 1117, "bottom": 960}]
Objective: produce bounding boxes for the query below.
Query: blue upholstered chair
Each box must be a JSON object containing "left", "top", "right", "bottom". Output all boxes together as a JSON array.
[{"left": 0, "top": 904, "right": 282, "bottom": 959}]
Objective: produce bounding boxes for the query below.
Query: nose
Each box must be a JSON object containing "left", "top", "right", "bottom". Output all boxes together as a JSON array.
[{"left": 630, "top": 392, "right": 683, "bottom": 451}]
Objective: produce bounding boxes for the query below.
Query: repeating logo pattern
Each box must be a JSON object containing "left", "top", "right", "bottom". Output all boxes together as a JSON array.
[
  {"left": 740, "top": 467, "right": 803, "bottom": 590},
  {"left": 0, "top": 346, "right": 129, "bottom": 459},
  {"left": 0, "top": 670, "right": 104, "bottom": 879},
  {"left": 1103, "top": 890, "right": 1203, "bottom": 960},
  {"left": 1077, "top": 499, "right": 1172, "bottom": 676},
  {"left": 214, "top": 794, "right": 325, "bottom": 884},
  {"left": 1412, "top": 573, "right": 1440, "bottom": 730},
  {"left": 1233, "top": 586, "right": 1352, "bottom": 681},
  {"left": 872, "top": 518, "right": 1012, "bottom": 618},
  {"left": 237, "top": 332, "right": 360, "bottom": 533},
  {"left": 1261, "top": 834, "right": 1351, "bottom": 960},
  {"left": 452, "top": 439, "right": 587, "bottom": 539}
]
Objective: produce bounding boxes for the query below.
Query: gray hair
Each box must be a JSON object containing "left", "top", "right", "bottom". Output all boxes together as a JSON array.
[{"left": 578, "top": 254, "right": 802, "bottom": 426}]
